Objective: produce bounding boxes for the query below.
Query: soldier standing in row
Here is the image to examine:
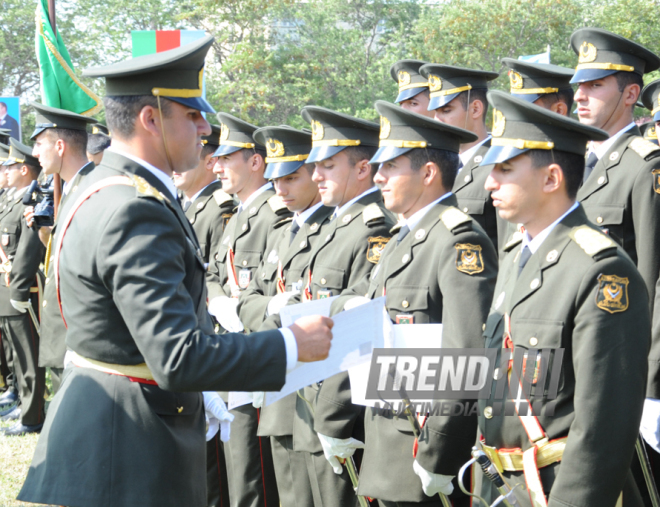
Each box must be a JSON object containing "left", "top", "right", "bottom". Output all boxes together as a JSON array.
[{"left": 390, "top": 60, "right": 434, "bottom": 118}]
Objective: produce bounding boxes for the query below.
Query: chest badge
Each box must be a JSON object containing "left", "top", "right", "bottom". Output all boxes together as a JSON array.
[{"left": 596, "top": 274, "right": 629, "bottom": 314}]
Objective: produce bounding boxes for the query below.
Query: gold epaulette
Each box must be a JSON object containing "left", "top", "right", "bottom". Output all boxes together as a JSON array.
[
  {"left": 503, "top": 230, "right": 523, "bottom": 252},
  {"left": 629, "top": 136, "right": 660, "bottom": 160},
  {"left": 274, "top": 216, "right": 293, "bottom": 228},
  {"left": 440, "top": 207, "right": 471, "bottom": 233},
  {"left": 569, "top": 225, "right": 616, "bottom": 257},
  {"left": 213, "top": 188, "right": 234, "bottom": 207},
  {"left": 130, "top": 175, "right": 164, "bottom": 201},
  {"left": 268, "top": 194, "right": 288, "bottom": 214},
  {"left": 363, "top": 203, "right": 385, "bottom": 225},
  {"left": 390, "top": 221, "right": 404, "bottom": 235}
]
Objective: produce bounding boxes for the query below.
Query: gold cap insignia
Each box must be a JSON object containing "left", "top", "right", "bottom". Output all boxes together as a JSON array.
[
  {"left": 367, "top": 236, "right": 390, "bottom": 264},
  {"left": 380, "top": 116, "right": 391, "bottom": 140},
  {"left": 509, "top": 71, "right": 524, "bottom": 90},
  {"left": 92, "top": 126, "right": 100, "bottom": 134},
  {"left": 455, "top": 243, "right": 485, "bottom": 275},
  {"left": 596, "top": 274, "right": 629, "bottom": 313},
  {"left": 649, "top": 126, "right": 657, "bottom": 139},
  {"left": 220, "top": 123, "right": 230, "bottom": 141},
  {"left": 492, "top": 109, "right": 506, "bottom": 137},
  {"left": 311, "top": 120, "right": 324, "bottom": 141},
  {"left": 579, "top": 42, "right": 597, "bottom": 63},
  {"left": 266, "top": 138, "right": 285, "bottom": 158},
  {"left": 398, "top": 70, "right": 411, "bottom": 87},
  {"left": 428, "top": 75, "right": 442, "bottom": 92}
]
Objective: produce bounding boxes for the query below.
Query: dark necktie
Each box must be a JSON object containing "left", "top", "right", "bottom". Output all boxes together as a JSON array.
[
  {"left": 397, "top": 225, "right": 410, "bottom": 243},
  {"left": 583, "top": 152, "right": 598, "bottom": 183},
  {"left": 289, "top": 221, "right": 300, "bottom": 245},
  {"left": 518, "top": 245, "right": 532, "bottom": 277}
]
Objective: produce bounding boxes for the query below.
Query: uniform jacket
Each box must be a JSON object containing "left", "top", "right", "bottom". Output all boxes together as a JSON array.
[
  {"left": 576, "top": 126, "right": 660, "bottom": 398},
  {"left": 39, "top": 162, "right": 95, "bottom": 368},
  {"left": 18, "top": 151, "right": 287, "bottom": 507},
  {"left": 184, "top": 180, "right": 235, "bottom": 265},
  {"left": 331, "top": 195, "right": 498, "bottom": 502},
  {"left": 453, "top": 139, "right": 509, "bottom": 252},
  {"left": 478, "top": 205, "right": 649, "bottom": 507},
  {"left": 0, "top": 185, "right": 45, "bottom": 316}
]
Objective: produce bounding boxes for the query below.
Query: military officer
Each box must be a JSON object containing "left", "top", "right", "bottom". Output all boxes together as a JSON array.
[
  {"left": 329, "top": 101, "right": 498, "bottom": 506},
  {"left": 501, "top": 58, "right": 574, "bottom": 116},
  {"left": 390, "top": 60, "right": 434, "bottom": 118},
  {"left": 476, "top": 89, "right": 649, "bottom": 507},
  {"left": 17, "top": 35, "right": 333, "bottom": 507},
  {"left": 0, "top": 140, "right": 14, "bottom": 408},
  {"left": 27, "top": 101, "right": 97, "bottom": 395},
  {"left": 641, "top": 79, "right": 660, "bottom": 145},
  {"left": 206, "top": 113, "right": 293, "bottom": 507},
  {"left": 418, "top": 64, "right": 507, "bottom": 250},
  {"left": 0, "top": 139, "right": 46, "bottom": 435},
  {"left": 174, "top": 123, "right": 235, "bottom": 265},
  {"left": 238, "top": 125, "right": 333, "bottom": 507}
]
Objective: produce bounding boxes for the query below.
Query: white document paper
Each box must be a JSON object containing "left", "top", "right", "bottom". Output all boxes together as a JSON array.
[
  {"left": 279, "top": 295, "right": 338, "bottom": 327},
  {"left": 228, "top": 391, "right": 254, "bottom": 410},
  {"left": 264, "top": 297, "right": 387, "bottom": 406},
  {"left": 349, "top": 323, "right": 443, "bottom": 407}
]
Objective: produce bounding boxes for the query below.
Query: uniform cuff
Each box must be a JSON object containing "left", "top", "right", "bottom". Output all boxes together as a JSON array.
[{"left": 279, "top": 327, "right": 298, "bottom": 371}]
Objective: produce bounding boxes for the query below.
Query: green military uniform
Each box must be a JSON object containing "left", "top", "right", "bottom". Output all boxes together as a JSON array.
[
  {"left": 0, "top": 141, "right": 13, "bottom": 398},
  {"left": 330, "top": 101, "right": 498, "bottom": 506},
  {"left": 238, "top": 125, "right": 333, "bottom": 507},
  {"left": 206, "top": 113, "right": 291, "bottom": 507},
  {"left": 0, "top": 139, "right": 46, "bottom": 433},
  {"left": 477, "top": 90, "right": 648, "bottom": 507},
  {"left": 19, "top": 36, "right": 291, "bottom": 507},
  {"left": 28, "top": 101, "right": 97, "bottom": 395},
  {"left": 418, "top": 64, "right": 507, "bottom": 251},
  {"left": 390, "top": 59, "right": 430, "bottom": 104},
  {"left": 290, "top": 106, "right": 396, "bottom": 507},
  {"left": 641, "top": 80, "right": 660, "bottom": 147}
]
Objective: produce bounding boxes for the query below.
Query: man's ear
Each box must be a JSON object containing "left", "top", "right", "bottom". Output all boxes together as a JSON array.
[
  {"left": 205, "top": 154, "right": 217, "bottom": 171},
  {"left": 471, "top": 99, "right": 485, "bottom": 120},
  {"left": 624, "top": 83, "right": 641, "bottom": 108},
  {"left": 55, "top": 138, "right": 66, "bottom": 158},
  {"left": 550, "top": 101, "right": 568, "bottom": 117},
  {"left": 422, "top": 161, "right": 441, "bottom": 187},
  {"left": 355, "top": 159, "right": 372, "bottom": 181},
  {"left": 137, "top": 105, "right": 161, "bottom": 138},
  {"left": 250, "top": 152, "right": 265, "bottom": 172},
  {"left": 544, "top": 162, "right": 564, "bottom": 194}
]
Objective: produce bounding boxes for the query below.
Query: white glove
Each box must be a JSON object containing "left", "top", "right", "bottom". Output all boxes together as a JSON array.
[
  {"left": 413, "top": 460, "right": 454, "bottom": 497},
  {"left": 317, "top": 432, "right": 365, "bottom": 475},
  {"left": 208, "top": 296, "right": 244, "bottom": 332},
  {"left": 252, "top": 391, "right": 265, "bottom": 409},
  {"left": 641, "top": 398, "right": 660, "bottom": 453},
  {"left": 344, "top": 296, "right": 370, "bottom": 311},
  {"left": 267, "top": 290, "right": 299, "bottom": 316},
  {"left": 10, "top": 299, "right": 30, "bottom": 314},
  {"left": 203, "top": 392, "right": 234, "bottom": 442}
]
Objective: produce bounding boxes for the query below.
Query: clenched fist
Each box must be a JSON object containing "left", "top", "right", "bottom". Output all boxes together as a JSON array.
[{"left": 289, "top": 315, "right": 333, "bottom": 362}]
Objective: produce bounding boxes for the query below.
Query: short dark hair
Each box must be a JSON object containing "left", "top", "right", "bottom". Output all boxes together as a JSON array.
[
  {"left": 87, "top": 133, "right": 111, "bottom": 155},
  {"left": 48, "top": 128, "right": 88, "bottom": 155},
  {"left": 241, "top": 146, "right": 267, "bottom": 162},
  {"left": 104, "top": 95, "right": 172, "bottom": 138},
  {"left": 345, "top": 145, "right": 379, "bottom": 175},
  {"left": 536, "top": 89, "right": 575, "bottom": 115},
  {"left": 457, "top": 88, "right": 489, "bottom": 123},
  {"left": 615, "top": 71, "right": 643, "bottom": 111},
  {"left": 201, "top": 143, "right": 218, "bottom": 159},
  {"left": 24, "top": 162, "right": 41, "bottom": 179},
  {"left": 406, "top": 147, "right": 460, "bottom": 190},
  {"left": 527, "top": 149, "right": 584, "bottom": 199}
]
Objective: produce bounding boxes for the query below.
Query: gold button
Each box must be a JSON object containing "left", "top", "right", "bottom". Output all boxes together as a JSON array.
[
  {"left": 463, "top": 207, "right": 469, "bottom": 212},
  {"left": 482, "top": 323, "right": 486, "bottom": 331},
  {"left": 42, "top": 300, "right": 47, "bottom": 308},
  {"left": 597, "top": 176, "right": 605, "bottom": 184},
  {"left": 242, "top": 260, "right": 248, "bottom": 266},
  {"left": 242, "top": 224, "right": 247, "bottom": 231},
  {"left": 484, "top": 407, "right": 493, "bottom": 419},
  {"left": 464, "top": 175, "right": 471, "bottom": 182},
  {"left": 300, "top": 241, "right": 306, "bottom": 248},
  {"left": 310, "top": 223, "right": 318, "bottom": 230},
  {"left": 529, "top": 337, "right": 539, "bottom": 347},
  {"left": 402, "top": 300, "right": 409, "bottom": 308},
  {"left": 320, "top": 278, "right": 326, "bottom": 285},
  {"left": 596, "top": 217, "right": 603, "bottom": 224},
  {"left": 189, "top": 218, "right": 195, "bottom": 224}
]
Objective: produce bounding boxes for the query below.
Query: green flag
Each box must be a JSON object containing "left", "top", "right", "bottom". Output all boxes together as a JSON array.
[{"left": 35, "top": 0, "right": 101, "bottom": 116}]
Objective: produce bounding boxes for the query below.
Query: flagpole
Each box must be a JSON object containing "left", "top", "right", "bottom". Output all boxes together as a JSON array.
[{"left": 47, "top": 0, "right": 62, "bottom": 218}]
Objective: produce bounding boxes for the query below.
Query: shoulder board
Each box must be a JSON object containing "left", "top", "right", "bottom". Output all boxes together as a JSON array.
[
  {"left": 130, "top": 175, "right": 164, "bottom": 201},
  {"left": 390, "top": 222, "right": 404, "bottom": 235},
  {"left": 274, "top": 216, "right": 293, "bottom": 229},
  {"left": 503, "top": 230, "right": 523, "bottom": 252},
  {"left": 440, "top": 207, "right": 472, "bottom": 233},
  {"left": 629, "top": 136, "right": 660, "bottom": 160},
  {"left": 213, "top": 188, "right": 234, "bottom": 207},
  {"left": 268, "top": 194, "right": 289, "bottom": 215},
  {"left": 569, "top": 225, "right": 616, "bottom": 257},
  {"left": 363, "top": 203, "right": 385, "bottom": 225}
]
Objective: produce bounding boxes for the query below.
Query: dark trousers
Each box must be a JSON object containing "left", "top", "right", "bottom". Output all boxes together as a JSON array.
[
  {"left": 207, "top": 432, "right": 231, "bottom": 507},
  {"left": 303, "top": 449, "right": 359, "bottom": 507},
  {"left": 271, "top": 434, "right": 314, "bottom": 507},
  {"left": 0, "top": 325, "right": 15, "bottom": 393},
  {"left": 0, "top": 313, "right": 45, "bottom": 425},
  {"left": 223, "top": 404, "right": 279, "bottom": 507}
]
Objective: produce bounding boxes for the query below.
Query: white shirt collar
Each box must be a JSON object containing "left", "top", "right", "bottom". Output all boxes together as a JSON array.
[
  {"left": 239, "top": 182, "right": 273, "bottom": 210},
  {"left": 404, "top": 192, "right": 453, "bottom": 231},
  {"left": 522, "top": 202, "right": 579, "bottom": 254},
  {"left": 588, "top": 122, "right": 635, "bottom": 160},
  {"left": 334, "top": 186, "right": 378, "bottom": 219},
  {"left": 295, "top": 201, "right": 324, "bottom": 228},
  {"left": 107, "top": 148, "right": 178, "bottom": 200},
  {"left": 62, "top": 161, "right": 94, "bottom": 196},
  {"left": 459, "top": 136, "right": 491, "bottom": 167},
  {"left": 13, "top": 186, "right": 29, "bottom": 200},
  {"left": 188, "top": 181, "right": 217, "bottom": 204}
]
